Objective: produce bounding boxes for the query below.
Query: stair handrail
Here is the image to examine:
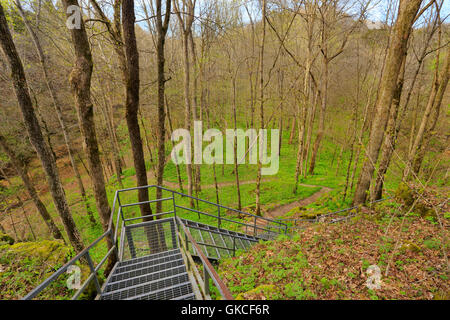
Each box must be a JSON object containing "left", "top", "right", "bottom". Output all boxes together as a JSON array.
[
  {"left": 22, "top": 229, "right": 115, "bottom": 300},
  {"left": 112, "top": 185, "right": 288, "bottom": 239},
  {"left": 176, "top": 217, "right": 234, "bottom": 300}
]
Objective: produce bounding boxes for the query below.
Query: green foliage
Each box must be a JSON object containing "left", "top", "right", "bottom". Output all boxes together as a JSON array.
[
  {"left": 423, "top": 238, "right": 440, "bottom": 250},
  {"left": 285, "top": 280, "right": 316, "bottom": 299},
  {"left": 0, "top": 240, "right": 74, "bottom": 299}
]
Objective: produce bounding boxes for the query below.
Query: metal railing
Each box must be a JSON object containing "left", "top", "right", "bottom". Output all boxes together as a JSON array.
[
  {"left": 22, "top": 229, "right": 116, "bottom": 300},
  {"left": 176, "top": 217, "right": 234, "bottom": 300},
  {"left": 23, "top": 188, "right": 121, "bottom": 300},
  {"left": 23, "top": 184, "right": 284, "bottom": 300},
  {"left": 112, "top": 185, "right": 288, "bottom": 253}
]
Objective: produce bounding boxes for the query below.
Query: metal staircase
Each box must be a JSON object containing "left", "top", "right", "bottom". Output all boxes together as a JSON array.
[
  {"left": 180, "top": 218, "right": 259, "bottom": 261},
  {"left": 101, "top": 248, "right": 195, "bottom": 300},
  {"left": 23, "top": 185, "right": 288, "bottom": 300}
]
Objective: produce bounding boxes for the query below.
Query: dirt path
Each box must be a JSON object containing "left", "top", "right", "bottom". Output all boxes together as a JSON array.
[
  {"left": 134, "top": 170, "right": 332, "bottom": 221},
  {"left": 253, "top": 184, "right": 333, "bottom": 232},
  {"left": 265, "top": 185, "right": 333, "bottom": 220}
]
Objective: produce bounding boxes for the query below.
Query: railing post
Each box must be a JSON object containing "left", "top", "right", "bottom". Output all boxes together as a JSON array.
[
  {"left": 172, "top": 191, "right": 177, "bottom": 220},
  {"left": 217, "top": 206, "right": 221, "bottom": 228},
  {"left": 185, "top": 233, "right": 191, "bottom": 263},
  {"left": 86, "top": 252, "right": 102, "bottom": 295},
  {"left": 233, "top": 237, "right": 236, "bottom": 257},
  {"left": 203, "top": 265, "right": 210, "bottom": 296},
  {"left": 254, "top": 216, "right": 257, "bottom": 236},
  {"left": 125, "top": 227, "right": 136, "bottom": 259}
]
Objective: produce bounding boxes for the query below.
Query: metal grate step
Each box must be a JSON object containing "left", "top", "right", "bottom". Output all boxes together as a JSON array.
[
  {"left": 118, "top": 249, "right": 180, "bottom": 267},
  {"left": 104, "top": 264, "right": 187, "bottom": 293},
  {"left": 102, "top": 272, "right": 191, "bottom": 300},
  {"left": 129, "top": 282, "right": 194, "bottom": 300},
  {"left": 110, "top": 257, "right": 185, "bottom": 283},
  {"left": 102, "top": 246, "right": 195, "bottom": 300},
  {"left": 114, "top": 251, "right": 183, "bottom": 274}
]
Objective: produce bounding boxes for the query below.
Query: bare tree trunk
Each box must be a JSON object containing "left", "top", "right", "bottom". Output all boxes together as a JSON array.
[
  {"left": 155, "top": 0, "right": 171, "bottom": 214},
  {"left": 174, "top": 1, "right": 195, "bottom": 207},
  {"left": 278, "top": 68, "right": 284, "bottom": 155},
  {"left": 255, "top": 0, "right": 266, "bottom": 217},
  {"left": 405, "top": 44, "right": 449, "bottom": 180},
  {"left": 8, "top": 210, "right": 19, "bottom": 242},
  {"left": 15, "top": 0, "right": 96, "bottom": 225},
  {"left": 232, "top": 74, "right": 241, "bottom": 210},
  {"left": 353, "top": 0, "right": 423, "bottom": 205},
  {"left": 308, "top": 51, "right": 328, "bottom": 175},
  {"left": 372, "top": 56, "right": 407, "bottom": 200},
  {"left": 0, "top": 3, "right": 84, "bottom": 252},
  {"left": 18, "top": 197, "right": 36, "bottom": 241},
  {"left": 62, "top": 0, "right": 116, "bottom": 268},
  {"left": 165, "top": 95, "right": 184, "bottom": 192},
  {"left": 122, "top": 0, "right": 153, "bottom": 222},
  {"left": 189, "top": 30, "right": 202, "bottom": 195},
  {"left": 96, "top": 79, "right": 124, "bottom": 188},
  {"left": 303, "top": 90, "right": 319, "bottom": 177},
  {"left": 288, "top": 117, "right": 296, "bottom": 144}
]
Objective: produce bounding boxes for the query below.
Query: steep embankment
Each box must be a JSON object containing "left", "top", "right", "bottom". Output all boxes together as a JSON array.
[{"left": 218, "top": 188, "right": 450, "bottom": 300}]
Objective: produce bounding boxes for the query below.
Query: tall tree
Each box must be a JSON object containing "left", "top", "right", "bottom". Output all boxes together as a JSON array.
[
  {"left": 89, "top": 0, "right": 126, "bottom": 188},
  {"left": 406, "top": 43, "right": 450, "bottom": 179},
  {"left": 255, "top": 0, "right": 267, "bottom": 217},
  {"left": 14, "top": 0, "right": 96, "bottom": 226},
  {"left": 0, "top": 3, "right": 84, "bottom": 252},
  {"left": 372, "top": 9, "right": 440, "bottom": 200},
  {"left": 308, "top": 0, "right": 368, "bottom": 175},
  {"left": 155, "top": 0, "right": 172, "bottom": 213},
  {"left": 353, "top": 0, "right": 424, "bottom": 205},
  {"left": 122, "top": 0, "right": 153, "bottom": 219},
  {"left": 61, "top": 0, "right": 117, "bottom": 268},
  {"left": 174, "top": 0, "right": 196, "bottom": 207}
]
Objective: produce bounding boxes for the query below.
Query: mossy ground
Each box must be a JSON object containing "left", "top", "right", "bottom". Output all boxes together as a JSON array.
[
  {"left": 217, "top": 196, "right": 449, "bottom": 300},
  {"left": 0, "top": 239, "right": 103, "bottom": 300},
  {"left": 0, "top": 240, "right": 73, "bottom": 299}
]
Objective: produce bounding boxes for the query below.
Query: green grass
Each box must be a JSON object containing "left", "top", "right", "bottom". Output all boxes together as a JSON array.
[{"left": 7, "top": 128, "right": 405, "bottom": 267}]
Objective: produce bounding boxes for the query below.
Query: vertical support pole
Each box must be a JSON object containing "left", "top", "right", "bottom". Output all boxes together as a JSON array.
[
  {"left": 119, "top": 207, "right": 126, "bottom": 227},
  {"left": 185, "top": 233, "right": 190, "bottom": 256},
  {"left": 185, "top": 232, "right": 191, "bottom": 271},
  {"left": 169, "top": 219, "right": 177, "bottom": 249},
  {"left": 217, "top": 206, "right": 221, "bottom": 228},
  {"left": 125, "top": 227, "right": 137, "bottom": 259},
  {"left": 203, "top": 266, "right": 210, "bottom": 296},
  {"left": 86, "top": 252, "right": 102, "bottom": 295},
  {"left": 254, "top": 216, "right": 257, "bottom": 236},
  {"left": 119, "top": 221, "right": 125, "bottom": 261},
  {"left": 108, "top": 229, "right": 118, "bottom": 262},
  {"left": 172, "top": 192, "right": 177, "bottom": 220},
  {"left": 233, "top": 237, "right": 236, "bottom": 257}
]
